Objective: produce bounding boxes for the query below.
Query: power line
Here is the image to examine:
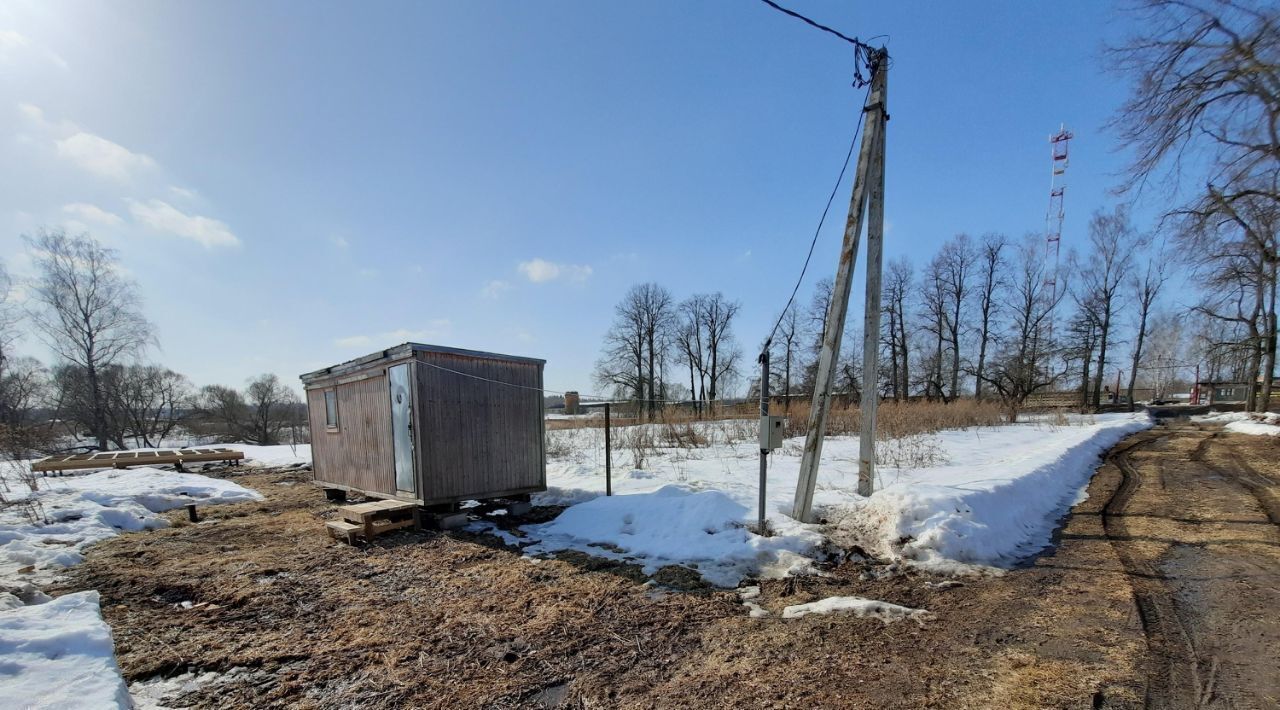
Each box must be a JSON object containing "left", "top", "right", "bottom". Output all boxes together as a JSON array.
[
  {"left": 756, "top": 0, "right": 878, "bottom": 87},
  {"left": 761, "top": 83, "right": 869, "bottom": 354},
  {"left": 758, "top": 0, "right": 865, "bottom": 48}
]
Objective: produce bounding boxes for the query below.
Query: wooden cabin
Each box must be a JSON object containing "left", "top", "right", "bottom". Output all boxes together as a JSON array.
[{"left": 300, "top": 343, "right": 546, "bottom": 506}]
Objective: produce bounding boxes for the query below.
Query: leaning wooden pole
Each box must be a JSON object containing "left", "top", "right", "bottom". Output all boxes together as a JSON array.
[{"left": 792, "top": 50, "right": 888, "bottom": 522}]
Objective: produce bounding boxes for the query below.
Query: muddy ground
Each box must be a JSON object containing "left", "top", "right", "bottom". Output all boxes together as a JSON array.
[{"left": 53, "top": 420, "right": 1280, "bottom": 708}]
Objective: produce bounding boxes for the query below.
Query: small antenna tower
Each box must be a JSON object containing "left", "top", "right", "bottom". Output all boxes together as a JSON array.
[{"left": 1045, "top": 125, "right": 1072, "bottom": 298}]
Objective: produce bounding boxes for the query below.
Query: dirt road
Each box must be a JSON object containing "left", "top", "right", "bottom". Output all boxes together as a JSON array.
[
  {"left": 1100, "top": 423, "right": 1280, "bottom": 708},
  {"left": 55, "top": 421, "right": 1280, "bottom": 708}
]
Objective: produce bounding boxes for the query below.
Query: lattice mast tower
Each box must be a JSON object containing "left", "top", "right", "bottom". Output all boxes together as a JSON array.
[{"left": 1045, "top": 125, "right": 1072, "bottom": 299}]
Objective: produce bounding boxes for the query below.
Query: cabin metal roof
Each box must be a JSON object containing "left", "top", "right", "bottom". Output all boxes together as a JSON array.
[{"left": 300, "top": 342, "right": 545, "bottom": 384}]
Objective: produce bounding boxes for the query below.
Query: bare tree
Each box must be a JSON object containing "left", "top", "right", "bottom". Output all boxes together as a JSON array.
[
  {"left": 0, "top": 261, "right": 19, "bottom": 376},
  {"left": 1180, "top": 188, "right": 1278, "bottom": 409},
  {"left": 973, "top": 234, "right": 1008, "bottom": 399},
  {"left": 1075, "top": 207, "right": 1139, "bottom": 408},
  {"left": 26, "top": 230, "right": 153, "bottom": 450},
  {"left": 674, "top": 298, "right": 706, "bottom": 413},
  {"left": 697, "top": 292, "right": 741, "bottom": 407},
  {"left": 1126, "top": 239, "right": 1171, "bottom": 409},
  {"left": 975, "top": 236, "right": 1067, "bottom": 420},
  {"left": 938, "top": 234, "right": 977, "bottom": 399},
  {"left": 768, "top": 303, "right": 804, "bottom": 410},
  {"left": 594, "top": 283, "right": 674, "bottom": 418},
  {"left": 1065, "top": 306, "right": 1101, "bottom": 411},
  {"left": 199, "top": 374, "right": 299, "bottom": 445},
  {"left": 1140, "top": 311, "right": 1187, "bottom": 399},
  {"left": 919, "top": 256, "right": 949, "bottom": 401},
  {"left": 1110, "top": 0, "right": 1280, "bottom": 207},
  {"left": 800, "top": 278, "right": 834, "bottom": 395},
  {"left": 882, "top": 258, "right": 913, "bottom": 399},
  {"left": 108, "top": 365, "right": 193, "bottom": 448}
]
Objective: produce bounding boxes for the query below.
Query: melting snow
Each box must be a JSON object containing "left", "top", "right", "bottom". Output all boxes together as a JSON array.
[
  {"left": 781, "top": 595, "right": 933, "bottom": 625},
  {"left": 0, "top": 456, "right": 264, "bottom": 709},
  {"left": 0, "top": 591, "right": 131, "bottom": 709}
]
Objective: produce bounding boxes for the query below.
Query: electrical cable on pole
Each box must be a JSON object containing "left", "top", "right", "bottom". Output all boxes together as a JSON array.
[{"left": 755, "top": 0, "right": 890, "bottom": 522}]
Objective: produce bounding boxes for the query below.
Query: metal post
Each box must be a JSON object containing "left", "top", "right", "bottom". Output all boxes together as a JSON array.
[
  {"left": 604, "top": 402, "right": 612, "bottom": 496},
  {"left": 858, "top": 97, "right": 887, "bottom": 498},
  {"left": 793, "top": 50, "right": 888, "bottom": 522},
  {"left": 758, "top": 349, "right": 770, "bottom": 535}
]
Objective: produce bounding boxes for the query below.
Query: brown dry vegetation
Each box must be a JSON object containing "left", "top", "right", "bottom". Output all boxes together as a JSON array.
[
  {"left": 50, "top": 418, "right": 1278, "bottom": 708},
  {"left": 47, "top": 460, "right": 1145, "bottom": 709}
]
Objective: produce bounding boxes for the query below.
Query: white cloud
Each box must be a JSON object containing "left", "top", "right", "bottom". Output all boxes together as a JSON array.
[
  {"left": 62, "top": 202, "right": 122, "bottom": 226},
  {"left": 56, "top": 132, "right": 156, "bottom": 182},
  {"left": 356, "top": 267, "right": 377, "bottom": 278},
  {"left": 329, "top": 235, "right": 349, "bottom": 249},
  {"left": 128, "top": 199, "right": 240, "bottom": 248},
  {"left": 481, "top": 279, "right": 511, "bottom": 299},
  {"left": 518, "top": 258, "right": 592, "bottom": 284},
  {"left": 334, "top": 321, "right": 452, "bottom": 349},
  {"left": 0, "top": 31, "right": 67, "bottom": 70},
  {"left": 168, "top": 186, "right": 197, "bottom": 199},
  {"left": 17, "top": 102, "right": 43, "bottom": 123}
]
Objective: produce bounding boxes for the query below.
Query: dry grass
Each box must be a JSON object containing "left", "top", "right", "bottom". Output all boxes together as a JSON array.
[{"left": 778, "top": 398, "right": 1006, "bottom": 440}]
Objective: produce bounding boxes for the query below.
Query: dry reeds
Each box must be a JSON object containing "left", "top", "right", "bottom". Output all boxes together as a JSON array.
[{"left": 779, "top": 398, "right": 1006, "bottom": 440}]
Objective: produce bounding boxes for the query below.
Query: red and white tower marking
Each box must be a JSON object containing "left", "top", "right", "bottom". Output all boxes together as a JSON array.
[{"left": 1045, "top": 125, "right": 1072, "bottom": 298}]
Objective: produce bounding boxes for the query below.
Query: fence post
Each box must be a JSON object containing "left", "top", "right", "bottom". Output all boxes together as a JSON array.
[
  {"left": 758, "top": 349, "right": 770, "bottom": 535},
  {"left": 604, "top": 402, "right": 612, "bottom": 496}
]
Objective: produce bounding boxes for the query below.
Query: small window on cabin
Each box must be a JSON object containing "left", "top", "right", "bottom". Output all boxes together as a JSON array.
[{"left": 324, "top": 390, "right": 339, "bottom": 430}]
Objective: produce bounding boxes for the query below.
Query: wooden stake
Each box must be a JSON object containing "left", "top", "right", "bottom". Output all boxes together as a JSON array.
[{"left": 793, "top": 52, "right": 889, "bottom": 521}]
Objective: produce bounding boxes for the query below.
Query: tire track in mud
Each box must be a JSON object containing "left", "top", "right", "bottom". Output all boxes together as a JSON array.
[
  {"left": 1100, "top": 429, "right": 1206, "bottom": 709},
  {"left": 1183, "top": 429, "right": 1280, "bottom": 709}
]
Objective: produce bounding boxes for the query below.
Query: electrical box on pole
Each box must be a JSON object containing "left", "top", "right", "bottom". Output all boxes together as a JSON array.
[{"left": 759, "top": 416, "right": 785, "bottom": 451}]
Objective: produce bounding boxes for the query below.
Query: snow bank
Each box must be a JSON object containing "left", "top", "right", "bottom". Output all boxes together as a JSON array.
[
  {"left": 839, "top": 414, "right": 1150, "bottom": 570},
  {"left": 539, "top": 412, "right": 1152, "bottom": 575},
  {"left": 523, "top": 485, "right": 824, "bottom": 587},
  {"left": 1224, "top": 419, "right": 1280, "bottom": 436},
  {"left": 0, "top": 467, "right": 262, "bottom": 590},
  {"left": 1195, "top": 411, "right": 1280, "bottom": 436},
  {"left": 223, "top": 444, "right": 311, "bottom": 469},
  {"left": 781, "top": 595, "right": 932, "bottom": 625},
  {"left": 0, "top": 591, "right": 131, "bottom": 709}
]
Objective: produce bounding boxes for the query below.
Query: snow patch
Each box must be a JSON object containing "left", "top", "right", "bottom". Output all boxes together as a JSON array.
[
  {"left": 781, "top": 595, "right": 932, "bottom": 625},
  {"left": 523, "top": 485, "right": 825, "bottom": 587},
  {"left": 0, "top": 591, "right": 131, "bottom": 709},
  {"left": 0, "top": 461, "right": 263, "bottom": 709},
  {"left": 0, "top": 467, "right": 262, "bottom": 589}
]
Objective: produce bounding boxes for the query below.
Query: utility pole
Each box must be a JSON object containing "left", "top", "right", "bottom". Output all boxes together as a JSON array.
[
  {"left": 858, "top": 87, "right": 887, "bottom": 498},
  {"left": 793, "top": 49, "right": 889, "bottom": 522},
  {"left": 758, "top": 349, "right": 770, "bottom": 534}
]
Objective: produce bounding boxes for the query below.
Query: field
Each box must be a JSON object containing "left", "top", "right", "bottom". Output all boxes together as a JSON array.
[{"left": 6, "top": 409, "right": 1280, "bottom": 707}]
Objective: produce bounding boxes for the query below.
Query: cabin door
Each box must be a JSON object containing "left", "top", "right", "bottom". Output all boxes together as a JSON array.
[{"left": 388, "top": 363, "right": 416, "bottom": 495}]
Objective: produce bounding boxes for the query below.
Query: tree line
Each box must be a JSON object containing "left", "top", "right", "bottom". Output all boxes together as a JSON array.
[
  {"left": 593, "top": 284, "right": 744, "bottom": 417},
  {"left": 0, "top": 229, "right": 305, "bottom": 458}
]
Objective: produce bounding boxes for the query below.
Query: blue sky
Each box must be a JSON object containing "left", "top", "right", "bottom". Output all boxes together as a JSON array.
[{"left": 1, "top": 1, "right": 1151, "bottom": 395}]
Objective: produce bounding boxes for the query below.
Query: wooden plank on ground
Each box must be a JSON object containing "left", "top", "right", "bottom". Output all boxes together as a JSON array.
[{"left": 30, "top": 448, "right": 246, "bottom": 473}]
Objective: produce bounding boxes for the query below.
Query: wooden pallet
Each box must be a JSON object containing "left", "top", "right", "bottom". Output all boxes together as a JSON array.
[
  {"left": 326, "top": 499, "right": 420, "bottom": 544},
  {"left": 31, "top": 448, "right": 244, "bottom": 473}
]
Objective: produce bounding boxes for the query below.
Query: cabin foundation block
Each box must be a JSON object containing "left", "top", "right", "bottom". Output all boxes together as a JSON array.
[
  {"left": 431, "top": 512, "right": 469, "bottom": 530},
  {"left": 507, "top": 501, "right": 532, "bottom": 516}
]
